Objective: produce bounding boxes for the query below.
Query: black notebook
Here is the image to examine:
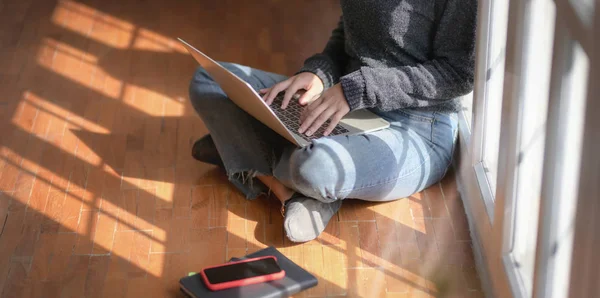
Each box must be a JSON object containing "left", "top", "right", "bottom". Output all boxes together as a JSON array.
[{"left": 179, "top": 247, "right": 318, "bottom": 298}]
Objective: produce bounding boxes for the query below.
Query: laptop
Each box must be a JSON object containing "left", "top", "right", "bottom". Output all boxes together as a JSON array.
[{"left": 178, "top": 38, "right": 390, "bottom": 147}]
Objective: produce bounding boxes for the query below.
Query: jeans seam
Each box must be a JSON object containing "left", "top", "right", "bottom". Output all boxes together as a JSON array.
[
  {"left": 397, "top": 109, "right": 436, "bottom": 122},
  {"left": 430, "top": 112, "right": 436, "bottom": 143},
  {"left": 431, "top": 114, "right": 456, "bottom": 163}
]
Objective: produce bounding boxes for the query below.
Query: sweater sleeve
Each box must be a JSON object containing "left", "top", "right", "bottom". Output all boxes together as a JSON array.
[
  {"left": 340, "top": 0, "right": 477, "bottom": 111},
  {"left": 297, "top": 16, "right": 349, "bottom": 89}
]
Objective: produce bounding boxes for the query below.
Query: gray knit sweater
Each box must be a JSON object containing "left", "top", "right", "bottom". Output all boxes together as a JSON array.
[{"left": 299, "top": 0, "right": 477, "bottom": 113}]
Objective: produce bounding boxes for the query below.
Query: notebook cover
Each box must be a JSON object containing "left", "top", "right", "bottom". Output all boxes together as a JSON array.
[{"left": 179, "top": 247, "right": 318, "bottom": 298}]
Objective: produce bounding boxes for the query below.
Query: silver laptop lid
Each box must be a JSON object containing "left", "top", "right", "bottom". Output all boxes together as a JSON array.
[{"left": 178, "top": 38, "right": 304, "bottom": 146}]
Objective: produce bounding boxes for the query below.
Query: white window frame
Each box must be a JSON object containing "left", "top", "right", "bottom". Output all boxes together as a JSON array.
[
  {"left": 455, "top": 0, "right": 597, "bottom": 297},
  {"left": 469, "top": 0, "right": 503, "bottom": 223}
]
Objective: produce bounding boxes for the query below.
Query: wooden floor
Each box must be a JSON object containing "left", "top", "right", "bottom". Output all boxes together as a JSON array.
[{"left": 0, "top": 0, "right": 483, "bottom": 297}]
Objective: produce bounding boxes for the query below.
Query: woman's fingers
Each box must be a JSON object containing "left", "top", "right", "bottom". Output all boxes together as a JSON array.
[
  {"left": 263, "top": 73, "right": 323, "bottom": 108},
  {"left": 264, "top": 79, "right": 292, "bottom": 105},
  {"left": 299, "top": 97, "right": 329, "bottom": 134},
  {"left": 281, "top": 79, "right": 304, "bottom": 109},
  {"left": 323, "top": 111, "right": 344, "bottom": 136},
  {"left": 304, "top": 106, "right": 336, "bottom": 136},
  {"left": 297, "top": 88, "right": 320, "bottom": 106},
  {"left": 300, "top": 96, "right": 321, "bottom": 123}
]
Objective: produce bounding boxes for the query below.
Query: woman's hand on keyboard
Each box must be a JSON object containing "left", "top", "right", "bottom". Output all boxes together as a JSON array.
[
  {"left": 299, "top": 83, "right": 350, "bottom": 136},
  {"left": 259, "top": 72, "right": 323, "bottom": 109}
]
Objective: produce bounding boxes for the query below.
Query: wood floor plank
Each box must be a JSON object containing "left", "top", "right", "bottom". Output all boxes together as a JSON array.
[
  {"left": 60, "top": 255, "right": 90, "bottom": 298},
  {"left": 154, "top": 167, "right": 175, "bottom": 209},
  {"left": 117, "top": 189, "right": 138, "bottom": 231},
  {"left": 150, "top": 208, "right": 171, "bottom": 253},
  {"left": 190, "top": 186, "right": 210, "bottom": 229},
  {"left": 84, "top": 256, "right": 110, "bottom": 298},
  {"left": 129, "top": 230, "right": 152, "bottom": 278},
  {"left": 40, "top": 190, "right": 67, "bottom": 233},
  {"left": 209, "top": 184, "right": 228, "bottom": 227},
  {"left": 102, "top": 231, "right": 134, "bottom": 298},
  {"left": 339, "top": 222, "right": 363, "bottom": 269},
  {"left": 83, "top": 169, "right": 105, "bottom": 210},
  {"left": 322, "top": 244, "right": 348, "bottom": 296},
  {"left": 46, "top": 233, "right": 78, "bottom": 282},
  {"left": 92, "top": 211, "right": 117, "bottom": 255},
  {"left": 172, "top": 183, "right": 191, "bottom": 219},
  {"left": 0, "top": 193, "right": 10, "bottom": 226},
  {"left": 74, "top": 210, "right": 97, "bottom": 255},
  {"left": 302, "top": 244, "right": 327, "bottom": 297},
  {"left": 13, "top": 211, "right": 44, "bottom": 258},
  {"left": 1, "top": 258, "right": 31, "bottom": 298},
  {"left": 0, "top": 211, "right": 25, "bottom": 294},
  {"left": 134, "top": 188, "right": 156, "bottom": 231},
  {"left": 100, "top": 168, "right": 123, "bottom": 212},
  {"left": 27, "top": 233, "right": 57, "bottom": 283},
  {"left": 358, "top": 221, "right": 383, "bottom": 268}
]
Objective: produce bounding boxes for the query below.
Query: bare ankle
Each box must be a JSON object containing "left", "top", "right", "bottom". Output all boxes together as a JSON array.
[{"left": 256, "top": 175, "right": 294, "bottom": 203}]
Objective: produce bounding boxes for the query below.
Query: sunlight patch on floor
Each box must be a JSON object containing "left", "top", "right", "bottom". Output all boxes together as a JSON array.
[
  {"left": 54, "top": 0, "right": 134, "bottom": 49},
  {"left": 24, "top": 92, "right": 110, "bottom": 134}
]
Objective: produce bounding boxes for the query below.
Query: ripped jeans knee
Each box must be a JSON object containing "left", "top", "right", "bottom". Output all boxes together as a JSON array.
[{"left": 273, "top": 142, "right": 350, "bottom": 203}]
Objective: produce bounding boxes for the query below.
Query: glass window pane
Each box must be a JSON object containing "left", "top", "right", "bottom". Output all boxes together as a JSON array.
[
  {"left": 510, "top": 0, "right": 555, "bottom": 296},
  {"left": 482, "top": 0, "right": 510, "bottom": 197}
]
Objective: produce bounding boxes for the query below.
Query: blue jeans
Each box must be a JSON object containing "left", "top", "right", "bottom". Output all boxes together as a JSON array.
[{"left": 189, "top": 63, "right": 458, "bottom": 202}]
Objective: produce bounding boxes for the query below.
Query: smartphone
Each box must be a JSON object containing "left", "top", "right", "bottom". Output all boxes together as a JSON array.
[{"left": 200, "top": 256, "right": 286, "bottom": 291}]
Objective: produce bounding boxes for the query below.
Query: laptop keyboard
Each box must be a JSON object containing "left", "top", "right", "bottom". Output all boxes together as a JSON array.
[{"left": 269, "top": 94, "right": 349, "bottom": 142}]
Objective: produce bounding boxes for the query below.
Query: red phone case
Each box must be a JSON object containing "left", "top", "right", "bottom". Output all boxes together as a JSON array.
[{"left": 200, "top": 256, "right": 286, "bottom": 291}]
